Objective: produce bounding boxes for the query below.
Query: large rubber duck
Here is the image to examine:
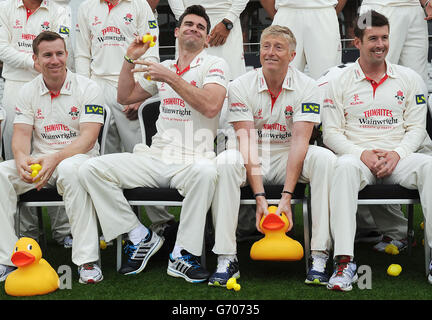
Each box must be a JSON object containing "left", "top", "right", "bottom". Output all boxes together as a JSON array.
[
  {"left": 5, "top": 237, "right": 59, "bottom": 296},
  {"left": 250, "top": 206, "right": 304, "bottom": 261}
]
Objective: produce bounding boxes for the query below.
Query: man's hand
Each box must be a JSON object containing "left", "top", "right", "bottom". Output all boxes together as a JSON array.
[
  {"left": 373, "top": 149, "right": 400, "bottom": 179},
  {"left": 123, "top": 102, "right": 141, "bottom": 120},
  {"left": 360, "top": 150, "right": 381, "bottom": 175},
  {"left": 425, "top": 2, "right": 432, "bottom": 20},
  {"left": 255, "top": 196, "right": 269, "bottom": 233},
  {"left": 132, "top": 59, "right": 176, "bottom": 83},
  {"left": 126, "top": 35, "right": 157, "bottom": 60},
  {"left": 275, "top": 194, "right": 294, "bottom": 232},
  {"left": 32, "top": 153, "right": 61, "bottom": 190},
  {"left": 208, "top": 21, "right": 230, "bottom": 47},
  {"left": 15, "top": 155, "right": 34, "bottom": 184}
]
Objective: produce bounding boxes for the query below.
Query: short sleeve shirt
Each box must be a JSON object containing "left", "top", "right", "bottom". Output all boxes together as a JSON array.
[
  {"left": 137, "top": 50, "right": 229, "bottom": 160},
  {"left": 14, "top": 70, "right": 104, "bottom": 157},
  {"left": 228, "top": 67, "right": 321, "bottom": 154}
]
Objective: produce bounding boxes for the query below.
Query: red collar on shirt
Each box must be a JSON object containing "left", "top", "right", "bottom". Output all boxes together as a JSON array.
[
  {"left": 104, "top": 0, "right": 119, "bottom": 13},
  {"left": 365, "top": 74, "right": 389, "bottom": 98},
  {"left": 268, "top": 88, "right": 282, "bottom": 113},
  {"left": 49, "top": 90, "right": 61, "bottom": 100},
  {"left": 174, "top": 64, "right": 191, "bottom": 76}
]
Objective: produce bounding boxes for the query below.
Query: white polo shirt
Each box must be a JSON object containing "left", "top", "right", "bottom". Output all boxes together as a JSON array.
[
  {"left": 275, "top": 0, "right": 337, "bottom": 9},
  {"left": 136, "top": 50, "right": 229, "bottom": 161},
  {"left": 75, "top": 0, "right": 159, "bottom": 84},
  {"left": 227, "top": 66, "right": 321, "bottom": 154},
  {"left": 13, "top": 70, "right": 105, "bottom": 157},
  {"left": 322, "top": 60, "right": 427, "bottom": 160},
  {"left": 0, "top": 107, "right": 5, "bottom": 120},
  {"left": 0, "top": 0, "right": 71, "bottom": 82}
]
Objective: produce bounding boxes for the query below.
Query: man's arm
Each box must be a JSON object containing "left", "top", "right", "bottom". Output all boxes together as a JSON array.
[
  {"left": 420, "top": 0, "right": 432, "bottom": 20},
  {"left": 32, "top": 122, "right": 101, "bottom": 190},
  {"left": 335, "top": 0, "right": 347, "bottom": 15},
  {"left": 259, "top": 0, "right": 276, "bottom": 20},
  {"left": 74, "top": 3, "right": 92, "bottom": 78},
  {"left": 233, "top": 120, "right": 268, "bottom": 232},
  {"left": 12, "top": 123, "right": 34, "bottom": 184},
  {"left": 167, "top": 0, "right": 185, "bottom": 21},
  {"left": 276, "top": 121, "right": 315, "bottom": 231}
]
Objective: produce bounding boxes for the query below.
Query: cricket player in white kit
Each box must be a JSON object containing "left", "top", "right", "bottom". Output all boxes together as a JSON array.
[
  {"left": 0, "top": 31, "right": 104, "bottom": 284},
  {"left": 0, "top": 0, "right": 74, "bottom": 246},
  {"left": 359, "top": 0, "right": 431, "bottom": 86},
  {"left": 75, "top": 0, "right": 175, "bottom": 228},
  {"left": 260, "top": 0, "right": 344, "bottom": 80},
  {"left": 226, "top": 25, "right": 337, "bottom": 286},
  {"left": 168, "top": 0, "right": 247, "bottom": 81},
  {"left": 79, "top": 5, "right": 237, "bottom": 284},
  {"left": 322, "top": 11, "right": 432, "bottom": 291}
]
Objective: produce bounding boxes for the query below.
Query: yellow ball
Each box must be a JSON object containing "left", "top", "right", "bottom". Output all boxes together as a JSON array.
[
  {"left": 387, "top": 264, "right": 402, "bottom": 276},
  {"left": 142, "top": 34, "right": 155, "bottom": 47},
  {"left": 233, "top": 283, "right": 241, "bottom": 291},
  {"left": 384, "top": 244, "right": 399, "bottom": 255},
  {"left": 226, "top": 277, "right": 237, "bottom": 290},
  {"left": 100, "top": 240, "right": 107, "bottom": 250}
]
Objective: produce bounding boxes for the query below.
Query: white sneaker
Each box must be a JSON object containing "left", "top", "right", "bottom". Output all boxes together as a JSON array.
[
  {"left": 327, "top": 256, "right": 358, "bottom": 292},
  {"left": 428, "top": 260, "right": 432, "bottom": 284},
  {"left": 78, "top": 263, "right": 103, "bottom": 284},
  {"left": 0, "top": 264, "right": 16, "bottom": 282},
  {"left": 373, "top": 236, "right": 407, "bottom": 253}
]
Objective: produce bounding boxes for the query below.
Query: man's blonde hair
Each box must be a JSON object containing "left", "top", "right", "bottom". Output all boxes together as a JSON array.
[{"left": 260, "top": 25, "right": 297, "bottom": 51}]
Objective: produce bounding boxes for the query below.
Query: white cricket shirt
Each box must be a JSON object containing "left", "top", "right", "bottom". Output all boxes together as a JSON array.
[
  {"left": 0, "top": 0, "right": 71, "bottom": 82},
  {"left": 227, "top": 66, "right": 322, "bottom": 154},
  {"left": 136, "top": 50, "right": 229, "bottom": 161},
  {"left": 275, "top": 0, "right": 337, "bottom": 9},
  {"left": 75, "top": 0, "right": 159, "bottom": 83},
  {"left": 13, "top": 69, "right": 105, "bottom": 157},
  {"left": 322, "top": 60, "right": 427, "bottom": 160}
]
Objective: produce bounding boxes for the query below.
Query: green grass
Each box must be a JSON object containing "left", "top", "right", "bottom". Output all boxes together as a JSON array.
[{"left": 1, "top": 204, "right": 431, "bottom": 302}]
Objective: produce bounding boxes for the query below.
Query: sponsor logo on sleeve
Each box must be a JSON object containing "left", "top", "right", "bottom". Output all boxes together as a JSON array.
[
  {"left": 416, "top": 94, "right": 426, "bottom": 105},
  {"left": 85, "top": 105, "right": 104, "bottom": 115},
  {"left": 148, "top": 20, "right": 158, "bottom": 29},
  {"left": 59, "top": 25, "right": 70, "bottom": 35},
  {"left": 301, "top": 103, "right": 320, "bottom": 114}
]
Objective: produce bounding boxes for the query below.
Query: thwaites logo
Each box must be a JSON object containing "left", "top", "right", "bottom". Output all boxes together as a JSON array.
[
  {"left": 395, "top": 90, "right": 405, "bottom": 104},
  {"left": 124, "top": 13, "right": 133, "bottom": 25},
  {"left": 69, "top": 106, "right": 79, "bottom": 120}
]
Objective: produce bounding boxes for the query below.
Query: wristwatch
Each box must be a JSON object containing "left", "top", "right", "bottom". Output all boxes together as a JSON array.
[{"left": 221, "top": 19, "right": 233, "bottom": 30}]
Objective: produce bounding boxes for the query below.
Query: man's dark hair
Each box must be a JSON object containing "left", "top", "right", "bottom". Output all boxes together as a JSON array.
[
  {"left": 353, "top": 10, "right": 390, "bottom": 41},
  {"left": 178, "top": 5, "right": 211, "bottom": 34},
  {"left": 33, "top": 31, "right": 66, "bottom": 55}
]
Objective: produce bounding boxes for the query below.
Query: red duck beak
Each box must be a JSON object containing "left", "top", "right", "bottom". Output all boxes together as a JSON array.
[
  {"left": 11, "top": 251, "right": 35, "bottom": 267},
  {"left": 262, "top": 213, "right": 285, "bottom": 230}
]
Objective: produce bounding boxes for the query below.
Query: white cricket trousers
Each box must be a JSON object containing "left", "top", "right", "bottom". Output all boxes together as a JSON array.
[
  {"left": 359, "top": 4, "right": 429, "bottom": 84},
  {"left": 229, "top": 145, "right": 336, "bottom": 252},
  {"left": 0, "top": 154, "right": 100, "bottom": 267},
  {"left": 330, "top": 153, "right": 432, "bottom": 258},
  {"left": 79, "top": 150, "right": 243, "bottom": 257},
  {"left": 1, "top": 80, "right": 71, "bottom": 242},
  {"left": 272, "top": 7, "right": 342, "bottom": 79}
]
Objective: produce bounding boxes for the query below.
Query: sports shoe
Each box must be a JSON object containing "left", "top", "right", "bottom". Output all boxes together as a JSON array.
[
  {"left": 327, "top": 256, "right": 358, "bottom": 292},
  {"left": 373, "top": 236, "right": 408, "bottom": 253},
  {"left": 119, "top": 229, "right": 164, "bottom": 275},
  {"left": 167, "top": 250, "right": 210, "bottom": 283},
  {"left": 78, "top": 263, "right": 103, "bottom": 284},
  {"left": 355, "top": 230, "right": 383, "bottom": 243},
  {"left": 208, "top": 255, "right": 240, "bottom": 287},
  {"left": 63, "top": 235, "right": 73, "bottom": 249},
  {"left": 0, "top": 264, "right": 16, "bottom": 282},
  {"left": 305, "top": 253, "right": 329, "bottom": 285},
  {"left": 428, "top": 260, "right": 432, "bottom": 285}
]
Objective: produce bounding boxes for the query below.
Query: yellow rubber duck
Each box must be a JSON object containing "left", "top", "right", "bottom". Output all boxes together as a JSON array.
[
  {"left": 5, "top": 237, "right": 59, "bottom": 296},
  {"left": 250, "top": 206, "right": 304, "bottom": 261}
]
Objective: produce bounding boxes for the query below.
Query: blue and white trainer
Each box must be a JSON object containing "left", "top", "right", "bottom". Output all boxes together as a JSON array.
[
  {"left": 0, "top": 264, "right": 16, "bottom": 282},
  {"left": 119, "top": 229, "right": 164, "bottom": 275},
  {"left": 327, "top": 256, "right": 358, "bottom": 292},
  {"left": 305, "top": 252, "right": 329, "bottom": 285},
  {"left": 208, "top": 255, "right": 240, "bottom": 287},
  {"left": 167, "top": 250, "right": 210, "bottom": 283}
]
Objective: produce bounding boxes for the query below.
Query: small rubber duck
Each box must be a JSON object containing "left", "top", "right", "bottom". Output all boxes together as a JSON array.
[
  {"left": 250, "top": 206, "right": 304, "bottom": 261},
  {"left": 5, "top": 237, "right": 59, "bottom": 296}
]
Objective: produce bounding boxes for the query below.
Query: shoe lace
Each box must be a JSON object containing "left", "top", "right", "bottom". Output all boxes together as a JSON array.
[
  {"left": 336, "top": 257, "right": 350, "bottom": 276},
  {"left": 81, "top": 263, "right": 94, "bottom": 271},
  {"left": 312, "top": 256, "right": 327, "bottom": 273},
  {"left": 124, "top": 242, "right": 138, "bottom": 258},
  {"left": 181, "top": 254, "right": 201, "bottom": 269}
]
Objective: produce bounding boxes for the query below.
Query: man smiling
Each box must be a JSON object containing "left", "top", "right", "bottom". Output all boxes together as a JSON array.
[{"left": 323, "top": 10, "right": 432, "bottom": 291}]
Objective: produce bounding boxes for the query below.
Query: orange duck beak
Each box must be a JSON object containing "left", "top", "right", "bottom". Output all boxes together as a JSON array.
[
  {"left": 262, "top": 213, "right": 285, "bottom": 230},
  {"left": 11, "top": 251, "right": 35, "bottom": 267}
]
